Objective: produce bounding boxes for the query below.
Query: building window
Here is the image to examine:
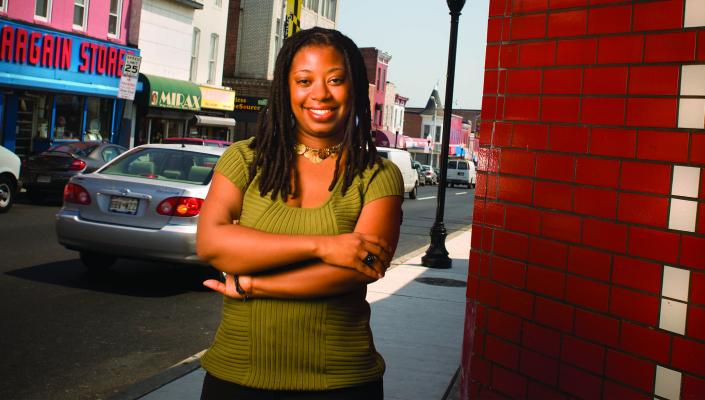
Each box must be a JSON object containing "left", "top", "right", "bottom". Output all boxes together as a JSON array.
[
  {"left": 321, "top": 0, "right": 336, "bottom": 21},
  {"left": 108, "top": 0, "right": 122, "bottom": 37},
  {"left": 73, "top": 0, "right": 88, "bottom": 30},
  {"left": 190, "top": 28, "right": 200, "bottom": 82},
  {"left": 35, "top": 0, "right": 52, "bottom": 20},
  {"left": 424, "top": 125, "right": 430, "bottom": 135},
  {"left": 215, "top": 0, "right": 222, "bottom": 6},
  {"left": 0, "top": 0, "right": 6, "bottom": 13},
  {"left": 275, "top": 18, "right": 282, "bottom": 56},
  {"left": 208, "top": 33, "right": 219, "bottom": 84},
  {"left": 304, "top": 0, "right": 319, "bottom": 12}
]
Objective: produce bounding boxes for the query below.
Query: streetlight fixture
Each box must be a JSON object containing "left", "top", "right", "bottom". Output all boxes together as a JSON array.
[{"left": 422, "top": 0, "right": 466, "bottom": 269}]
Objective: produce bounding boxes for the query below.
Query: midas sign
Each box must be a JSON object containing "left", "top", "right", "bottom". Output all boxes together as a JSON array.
[{"left": 150, "top": 90, "right": 201, "bottom": 111}]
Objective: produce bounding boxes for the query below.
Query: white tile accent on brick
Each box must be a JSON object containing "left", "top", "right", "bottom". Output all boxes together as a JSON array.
[
  {"left": 662, "top": 266, "right": 691, "bottom": 302},
  {"left": 678, "top": 98, "right": 705, "bottom": 129},
  {"left": 681, "top": 65, "right": 705, "bottom": 96},
  {"left": 669, "top": 199, "right": 698, "bottom": 232},
  {"left": 655, "top": 365, "right": 682, "bottom": 400},
  {"left": 685, "top": 0, "right": 705, "bottom": 28},
  {"left": 659, "top": 298, "right": 687, "bottom": 335},
  {"left": 672, "top": 166, "right": 701, "bottom": 198}
]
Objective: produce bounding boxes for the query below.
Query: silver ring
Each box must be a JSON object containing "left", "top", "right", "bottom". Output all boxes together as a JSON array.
[{"left": 363, "top": 253, "right": 377, "bottom": 266}]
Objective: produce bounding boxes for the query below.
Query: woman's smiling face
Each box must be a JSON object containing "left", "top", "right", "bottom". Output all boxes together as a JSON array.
[{"left": 289, "top": 44, "right": 351, "bottom": 145}]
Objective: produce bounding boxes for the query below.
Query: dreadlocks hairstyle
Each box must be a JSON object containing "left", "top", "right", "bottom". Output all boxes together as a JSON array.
[{"left": 248, "top": 27, "right": 378, "bottom": 200}]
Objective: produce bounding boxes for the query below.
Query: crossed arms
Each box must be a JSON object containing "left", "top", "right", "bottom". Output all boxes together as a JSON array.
[{"left": 196, "top": 172, "right": 403, "bottom": 299}]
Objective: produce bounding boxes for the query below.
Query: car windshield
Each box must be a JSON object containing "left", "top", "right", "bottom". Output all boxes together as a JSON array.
[
  {"left": 101, "top": 148, "right": 220, "bottom": 185},
  {"left": 421, "top": 166, "right": 431, "bottom": 171},
  {"left": 47, "top": 143, "right": 98, "bottom": 157}
]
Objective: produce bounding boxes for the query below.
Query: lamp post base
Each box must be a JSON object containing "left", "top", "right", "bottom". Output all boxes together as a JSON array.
[{"left": 421, "top": 222, "right": 452, "bottom": 269}]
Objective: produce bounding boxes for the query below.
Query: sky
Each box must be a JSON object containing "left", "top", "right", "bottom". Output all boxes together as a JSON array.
[{"left": 337, "top": 0, "right": 490, "bottom": 110}]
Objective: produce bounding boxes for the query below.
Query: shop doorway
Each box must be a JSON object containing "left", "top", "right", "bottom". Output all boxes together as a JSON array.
[
  {"left": 15, "top": 96, "right": 38, "bottom": 159},
  {"left": 15, "top": 93, "right": 53, "bottom": 158}
]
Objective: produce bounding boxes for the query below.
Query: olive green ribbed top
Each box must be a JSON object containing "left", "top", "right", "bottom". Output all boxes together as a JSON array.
[{"left": 201, "top": 138, "right": 404, "bottom": 390}]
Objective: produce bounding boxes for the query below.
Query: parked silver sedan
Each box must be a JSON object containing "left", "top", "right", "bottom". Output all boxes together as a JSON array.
[{"left": 55, "top": 144, "right": 226, "bottom": 271}]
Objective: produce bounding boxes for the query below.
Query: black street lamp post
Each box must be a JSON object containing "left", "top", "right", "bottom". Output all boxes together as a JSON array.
[{"left": 422, "top": 0, "right": 466, "bottom": 269}]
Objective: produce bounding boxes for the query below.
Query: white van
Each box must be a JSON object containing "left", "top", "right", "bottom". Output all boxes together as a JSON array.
[
  {"left": 447, "top": 159, "right": 476, "bottom": 188},
  {"left": 376, "top": 147, "right": 418, "bottom": 199}
]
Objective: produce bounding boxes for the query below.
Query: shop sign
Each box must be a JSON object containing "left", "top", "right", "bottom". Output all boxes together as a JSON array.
[
  {"left": 200, "top": 86, "right": 235, "bottom": 111},
  {"left": 149, "top": 91, "right": 201, "bottom": 111},
  {"left": 0, "top": 19, "right": 138, "bottom": 94},
  {"left": 234, "top": 96, "right": 268, "bottom": 112}
]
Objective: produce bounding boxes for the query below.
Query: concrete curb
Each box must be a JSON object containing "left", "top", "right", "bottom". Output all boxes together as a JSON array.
[{"left": 108, "top": 357, "right": 202, "bottom": 400}]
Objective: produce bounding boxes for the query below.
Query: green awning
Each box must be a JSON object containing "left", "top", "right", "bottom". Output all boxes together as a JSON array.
[{"left": 141, "top": 74, "right": 202, "bottom": 111}]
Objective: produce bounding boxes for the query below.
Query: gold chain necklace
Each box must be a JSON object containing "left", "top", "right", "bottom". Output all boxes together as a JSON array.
[{"left": 294, "top": 142, "right": 343, "bottom": 164}]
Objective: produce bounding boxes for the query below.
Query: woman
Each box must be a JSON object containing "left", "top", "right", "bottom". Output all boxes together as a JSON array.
[{"left": 196, "top": 28, "right": 404, "bottom": 400}]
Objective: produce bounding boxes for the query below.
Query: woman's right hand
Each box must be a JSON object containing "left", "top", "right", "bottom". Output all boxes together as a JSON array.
[{"left": 315, "top": 233, "right": 392, "bottom": 279}]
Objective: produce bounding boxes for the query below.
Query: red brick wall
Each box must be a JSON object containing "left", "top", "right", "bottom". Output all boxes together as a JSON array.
[{"left": 464, "top": 1, "right": 705, "bottom": 399}]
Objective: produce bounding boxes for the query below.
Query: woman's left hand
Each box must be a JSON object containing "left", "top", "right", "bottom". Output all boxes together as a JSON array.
[{"left": 203, "top": 274, "right": 251, "bottom": 299}]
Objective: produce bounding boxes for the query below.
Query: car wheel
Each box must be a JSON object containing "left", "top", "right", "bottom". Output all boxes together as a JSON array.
[
  {"left": 0, "top": 175, "right": 16, "bottom": 213},
  {"left": 80, "top": 251, "right": 117, "bottom": 272},
  {"left": 409, "top": 183, "right": 418, "bottom": 199},
  {"left": 471, "top": 178, "right": 476, "bottom": 189}
]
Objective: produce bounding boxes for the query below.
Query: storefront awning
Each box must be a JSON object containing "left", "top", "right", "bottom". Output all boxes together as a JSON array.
[
  {"left": 141, "top": 74, "right": 202, "bottom": 111},
  {"left": 195, "top": 115, "right": 237, "bottom": 127},
  {"left": 373, "top": 130, "right": 404, "bottom": 148}
]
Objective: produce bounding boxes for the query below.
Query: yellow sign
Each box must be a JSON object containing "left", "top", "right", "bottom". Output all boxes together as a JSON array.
[
  {"left": 200, "top": 86, "right": 236, "bottom": 111},
  {"left": 285, "top": 0, "right": 302, "bottom": 38}
]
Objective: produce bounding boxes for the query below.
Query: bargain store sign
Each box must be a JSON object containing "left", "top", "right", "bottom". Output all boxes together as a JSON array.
[{"left": 0, "top": 19, "right": 139, "bottom": 96}]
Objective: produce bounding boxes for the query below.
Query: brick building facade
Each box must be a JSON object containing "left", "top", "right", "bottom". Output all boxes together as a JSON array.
[{"left": 463, "top": 1, "right": 705, "bottom": 399}]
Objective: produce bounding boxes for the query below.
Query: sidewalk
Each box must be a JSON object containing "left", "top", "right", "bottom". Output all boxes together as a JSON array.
[{"left": 119, "top": 229, "right": 470, "bottom": 400}]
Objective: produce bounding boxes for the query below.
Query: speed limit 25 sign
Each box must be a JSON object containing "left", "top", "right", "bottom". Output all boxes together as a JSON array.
[{"left": 122, "top": 54, "right": 141, "bottom": 77}]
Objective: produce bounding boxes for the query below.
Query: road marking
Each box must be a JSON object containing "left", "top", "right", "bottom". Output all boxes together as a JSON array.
[
  {"left": 455, "top": 192, "right": 467, "bottom": 195},
  {"left": 418, "top": 196, "right": 436, "bottom": 200}
]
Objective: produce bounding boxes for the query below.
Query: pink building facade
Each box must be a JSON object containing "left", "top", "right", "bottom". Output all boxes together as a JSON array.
[{"left": 1, "top": 0, "right": 133, "bottom": 45}]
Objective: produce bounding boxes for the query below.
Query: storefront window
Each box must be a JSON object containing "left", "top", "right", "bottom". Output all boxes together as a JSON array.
[
  {"left": 54, "top": 95, "right": 82, "bottom": 140},
  {"left": 86, "top": 97, "right": 112, "bottom": 141},
  {"left": 139, "top": 118, "right": 185, "bottom": 145},
  {"left": 36, "top": 94, "right": 52, "bottom": 139}
]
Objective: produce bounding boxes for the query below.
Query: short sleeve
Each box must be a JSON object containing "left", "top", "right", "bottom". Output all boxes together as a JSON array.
[
  {"left": 363, "top": 159, "right": 404, "bottom": 205},
  {"left": 214, "top": 137, "right": 255, "bottom": 191}
]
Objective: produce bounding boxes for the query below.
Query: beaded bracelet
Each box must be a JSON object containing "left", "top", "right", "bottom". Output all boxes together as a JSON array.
[{"left": 233, "top": 275, "right": 249, "bottom": 302}]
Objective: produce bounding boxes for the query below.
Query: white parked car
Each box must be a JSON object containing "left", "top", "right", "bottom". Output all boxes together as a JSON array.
[
  {"left": 0, "top": 145, "right": 21, "bottom": 213},
  {"left": 376, "top": 147, "right": 419, "bottom": 199}
]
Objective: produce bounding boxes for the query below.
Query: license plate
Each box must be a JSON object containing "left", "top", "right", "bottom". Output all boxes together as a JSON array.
[
  {"left": 37, "top": 175, "right": 51, "bottom": 183},
  {"left": 109, "top": 196, "right": 139, "bottom": 215}
]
